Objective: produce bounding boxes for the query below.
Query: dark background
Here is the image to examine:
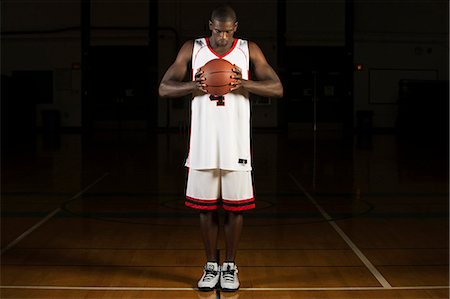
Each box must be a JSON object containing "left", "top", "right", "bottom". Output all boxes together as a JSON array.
[{"left": 1, "top": 0, "right": 448, "bottom": 144}]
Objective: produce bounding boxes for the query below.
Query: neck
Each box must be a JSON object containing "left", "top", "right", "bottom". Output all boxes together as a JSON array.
[{"left": 208, "top": 38, "right": 235, "bottom": 52}]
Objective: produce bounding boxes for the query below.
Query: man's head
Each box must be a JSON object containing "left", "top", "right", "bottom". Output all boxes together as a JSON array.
[{"left": 209, "top": 5, "right": 238, "bottom": 47}]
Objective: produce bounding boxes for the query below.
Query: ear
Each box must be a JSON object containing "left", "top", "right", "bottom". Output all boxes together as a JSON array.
[
  {"left": 234, "top": 22, "right": 238, "bottom": 32},
  {"left": 209, "top": 20, "right": 213, "bottom": 31}
]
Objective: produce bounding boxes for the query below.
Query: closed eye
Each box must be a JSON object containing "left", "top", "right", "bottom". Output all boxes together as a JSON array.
[{"left": 214, "top": 29, "right": 233, "bottom": 34}]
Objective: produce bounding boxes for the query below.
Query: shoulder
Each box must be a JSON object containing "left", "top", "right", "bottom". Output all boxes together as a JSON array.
[
  {"left": 248, "top": 41, "right": 262, "bottom": 53},
  {"left": 180, "top": 38, "right": 209, "bottom": 54},
  {"left": 247, "top": 41, "right": 265, "bottom": 61},
  {"left": 180, "top": 40, "right": 195, "bottom": 53},
  {"left": 174, "top": 40, "right": 195, "bottom": 63}
]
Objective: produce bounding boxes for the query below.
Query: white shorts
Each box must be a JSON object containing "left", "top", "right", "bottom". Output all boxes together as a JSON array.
[{"left": 185, "top": 169, "right": 255, "bottom": 211}]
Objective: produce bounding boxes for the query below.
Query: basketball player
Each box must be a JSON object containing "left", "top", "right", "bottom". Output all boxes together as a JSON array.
[{"left": 159, "top": 4, "right": 283, "bottom": 292}]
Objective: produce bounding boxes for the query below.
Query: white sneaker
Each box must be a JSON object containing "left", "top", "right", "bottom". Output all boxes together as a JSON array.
[
  {"left": 197, "top": 262, "right": 220, "bottom": 291},
  {"left": 220, "top": 262, "right": 240, "bottom": 291}
]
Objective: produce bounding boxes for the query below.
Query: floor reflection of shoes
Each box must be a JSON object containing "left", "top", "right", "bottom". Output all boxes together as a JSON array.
[
  {"left": 197, "top": 291, "right": 217, "bottom": 299},
  {"left": 221, "top": 292, "right": 240, "bottom": 299}
]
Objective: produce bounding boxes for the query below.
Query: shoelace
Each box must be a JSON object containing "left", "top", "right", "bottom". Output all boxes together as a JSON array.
[
  {"left": 221, "top": 266, "right": 237, "bottom": 282},
  {"left": 202, "top": 267, "right": 218, "bottom": 282}
]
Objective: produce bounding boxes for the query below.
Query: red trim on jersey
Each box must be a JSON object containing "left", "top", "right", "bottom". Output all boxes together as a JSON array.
[{"left": 206, "top": 37, "right": 238, "bottom": 59}]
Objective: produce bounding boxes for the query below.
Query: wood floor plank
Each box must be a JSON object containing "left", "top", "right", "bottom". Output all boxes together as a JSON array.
[
  {"left": 0, "top": 289, "right": 205, "bottom": 299},
  {"left": 242, "top": 266, "right": 381, "bottom": 288},
  {"left": 364, "top": 248, "right": 449, "bottom": 266},
  {"left": 2, "top": 133, "right": 448, "bottom": 299},
  {"left": 2, "top": 288, "right": 448, "bottom": 299},
  {"left": 379, "top": 266, "right": 449, "bottom": 286},
  {"left": 1, "top": 265, "right": 380, "bottom": 288},
  {"left": 2, "top": 248, "right": 363, "bottom": 267}
]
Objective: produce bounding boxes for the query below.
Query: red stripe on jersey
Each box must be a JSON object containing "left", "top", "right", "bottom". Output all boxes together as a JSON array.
[{"left": 206, "top": 37, "right": 238, "bottom": 59}]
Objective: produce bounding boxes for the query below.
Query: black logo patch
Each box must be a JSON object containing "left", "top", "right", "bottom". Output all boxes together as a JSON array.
[
  {"left": 210, "top": 95, "right": 225, "bottom": 106},
  {"left": 238, "top": 159, "right": 248, "bottom": 164}
]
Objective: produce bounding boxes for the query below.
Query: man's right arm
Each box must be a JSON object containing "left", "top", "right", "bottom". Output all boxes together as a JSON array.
[{"left": 159, "top": 41, "right": 205, "bottom": 98}]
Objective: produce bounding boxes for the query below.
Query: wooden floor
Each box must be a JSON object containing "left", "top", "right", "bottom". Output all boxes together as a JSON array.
[{"left": 1, "top": 130, "right": 449, "bottom": 298}]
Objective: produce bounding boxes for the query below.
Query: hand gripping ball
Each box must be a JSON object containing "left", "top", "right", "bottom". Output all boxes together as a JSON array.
[{"left": 200, "top": 59, "right": 237, "bottom": 96}]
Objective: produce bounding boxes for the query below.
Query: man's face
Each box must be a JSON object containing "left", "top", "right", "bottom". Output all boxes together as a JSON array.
[{"left": 209, "top": 19, "right": 238, "bottom": 47}]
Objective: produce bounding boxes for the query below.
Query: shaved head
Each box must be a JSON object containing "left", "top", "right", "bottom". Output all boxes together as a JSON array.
[{"left": 211, "top": 4, "right": 237, "bottom": 23}]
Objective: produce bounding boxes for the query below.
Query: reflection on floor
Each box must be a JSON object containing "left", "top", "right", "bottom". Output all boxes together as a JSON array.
[{"left": 1, "top": 130, "right": 448, "bottom": 298}]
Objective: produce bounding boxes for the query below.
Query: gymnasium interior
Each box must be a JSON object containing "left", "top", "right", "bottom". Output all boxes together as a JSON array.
[{"left": 1, "top": 1, "right": 449, "bottom": 298}]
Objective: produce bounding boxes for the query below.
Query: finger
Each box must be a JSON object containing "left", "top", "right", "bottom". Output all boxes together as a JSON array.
[
  {"left": 195, "top": 70, "right": 204, "bottom": 78},
  {"left": 230, "top": 85, "right": 240, "bottom": 92},
  {"left": 232, "top": 65, "right": 242, "bottom": 72},
  {"left": 229, "top": 82, "right": 241, "bottom": 90},
  {"left": 198, "top": 81, "right": 208, "bottom": 89}
]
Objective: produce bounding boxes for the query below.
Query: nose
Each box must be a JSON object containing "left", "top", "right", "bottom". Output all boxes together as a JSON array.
[{"left": 220, "top": 32, "right": 227, "bottom": 39}]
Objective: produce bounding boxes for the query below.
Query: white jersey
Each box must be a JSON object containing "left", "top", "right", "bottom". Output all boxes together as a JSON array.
[{"left": 185, "top": 37, "right": 251, "bottom": 171}]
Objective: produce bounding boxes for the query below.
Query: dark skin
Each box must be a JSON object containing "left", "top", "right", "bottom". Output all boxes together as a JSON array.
[
  {"left": 159, "top": 19, "right": 283, "bottom": 98},
  {"left": 159, "top": 18, "right": 283, "bottom": 262}
]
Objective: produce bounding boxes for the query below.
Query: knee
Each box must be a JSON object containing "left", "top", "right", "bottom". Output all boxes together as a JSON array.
[
  {"left": 200, "top": 210, "right": 215, "bottom": 215},
  {"left": 226, "top": 211, "right": 243, "bottom": 218},
  {"left": 199, "top": 210, "right": 218, "bottom": 219},
  {"left": 228, "top": 211, "right": 242, "bottom": 215}
]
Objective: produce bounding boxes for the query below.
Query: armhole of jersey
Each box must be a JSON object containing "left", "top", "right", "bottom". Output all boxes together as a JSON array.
[
  {"left": 189, "top": 65, "right": 194, "bottom": 81},
  {"left": 191, "top": 39, "right": 196, "bottom": 81},
  {"left": 191, "top": 38, "right": 204, "bottom": 80},
  {"left": 244, "top": 40, "right": 251, "bottom": 80},
  {"left": 187, "top": 54, "right": 193, "bottom": 81}
]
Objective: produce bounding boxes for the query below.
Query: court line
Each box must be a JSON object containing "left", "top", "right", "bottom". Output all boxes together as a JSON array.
[
  {"left": 0, "top": 285, "right": 448, "bottom": 291},
  {"left": 0, "top": 173, "right": 110, "bottom": 255},
  {"left": 289, "top": 173, "right": 393, "bottom": 289}
]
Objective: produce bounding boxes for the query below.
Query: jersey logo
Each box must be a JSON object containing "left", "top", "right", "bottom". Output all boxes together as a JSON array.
[
  {"left": 238, "top": 159, "right": 248, "bottom": 164},
  {"left": 210, "top": 95, "right": 225, "bottom": 106}
]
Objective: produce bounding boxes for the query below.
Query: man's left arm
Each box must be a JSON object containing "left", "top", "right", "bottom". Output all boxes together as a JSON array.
[{"left": 231, "top": 41, "right": 283, "bottom": 98}]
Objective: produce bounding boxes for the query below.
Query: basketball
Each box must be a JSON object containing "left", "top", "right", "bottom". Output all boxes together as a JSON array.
[{"left": 200, "top": 59, "right": 236, "bottom": 96}]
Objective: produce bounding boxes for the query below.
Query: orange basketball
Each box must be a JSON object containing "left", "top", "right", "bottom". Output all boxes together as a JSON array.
[{"left": 200, "top": 59, "right": 236, "bottom": 96}]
